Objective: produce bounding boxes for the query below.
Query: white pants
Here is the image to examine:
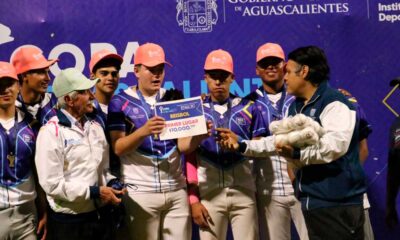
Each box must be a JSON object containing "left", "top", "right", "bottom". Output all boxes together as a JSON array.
[
  {"left": 257, "top": 194, "right": 308, "bottom": 240},
  {"left": 363, "top": 193, "right": 374, "bottom": 240},
  {"left": 0, "top": 200, "right": 37, "bottom": 240},
  {"left": 364, "top": 209, "right": 374, "bottom": 240},
  {"left": 124, "top": 188, "right": 191, "bottom": 240},
  {"left": 199, "top": 187, "right": 258, "bottom": 240}
]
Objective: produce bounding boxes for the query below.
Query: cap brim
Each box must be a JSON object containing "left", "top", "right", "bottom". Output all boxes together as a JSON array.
[
  {"left": 76, "top": 78, "right": 99, "bottom": 91},
  {"left": 142, "top": 60, "right": 172, "bottom": 67},
  {"left": 204, "top": 66, "right": 233, "bottom": 74},
  {"left": 103, "top": 53, "right": 123, "bottom": 63},
  {"left": 257, "top": 55, "right": 285, "bottom": 63},
  {"left": 90, "top": 53, "right": 123, "bottom": 73},
  {"left": 0, "top": 73, "right": 18, "bottom": 81},
  {"left": 0, "top": 75, "right": 18, "bottom": 81},
  {"left": 30, "top": 59, "right": 59, "bottom": 71},
  {"left": 53, "top": 75, "right": 99, "bottom": 98}
]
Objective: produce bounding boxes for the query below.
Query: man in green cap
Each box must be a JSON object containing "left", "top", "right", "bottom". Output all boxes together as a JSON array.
[{"left": 35, "top": 68, "right": 125, "bottom": 240}]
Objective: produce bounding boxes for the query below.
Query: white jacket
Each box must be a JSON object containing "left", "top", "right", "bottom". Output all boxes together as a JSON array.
[{"left": 35, "top": 109, "right": 111, "bottom": 214}]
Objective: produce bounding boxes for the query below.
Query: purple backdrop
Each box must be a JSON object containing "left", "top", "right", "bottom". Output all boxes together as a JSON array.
[{"left": 1, "top": 0, "right": 400, "bottom": 239}]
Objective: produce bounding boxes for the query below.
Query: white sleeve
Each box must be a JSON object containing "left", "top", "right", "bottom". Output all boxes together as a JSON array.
[
  {"left": 300, "top": 101, "right": 356, "bottom": 165},
  {"left": 242, "top": 136, "right": 277, "bottom": 157},
  {"left": 35, "top": 125, "right": 91, "bottom": 202}
]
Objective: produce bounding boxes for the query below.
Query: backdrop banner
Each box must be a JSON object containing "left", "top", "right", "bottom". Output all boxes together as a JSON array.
[{"left": 1, "top": 0, "right": 399, "bottom": 238}]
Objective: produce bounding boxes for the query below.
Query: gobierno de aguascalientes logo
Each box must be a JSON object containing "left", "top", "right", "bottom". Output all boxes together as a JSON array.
[{"left": 176, "top": 0, "right": 218, "bottom": 33}]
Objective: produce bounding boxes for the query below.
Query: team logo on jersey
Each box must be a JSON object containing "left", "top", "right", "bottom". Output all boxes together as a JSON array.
[
  {"left": 235, "top": 117, "right": 247, "bottom": 126},
  {"left": 176, "top": 0, "right": 218, "bottom": 33},
  {"left": 132, "top": 107, "right": 140, "bottom": 114},
  {"left": 130, "top": 108, "right": 145, "bottom": 119},
  {"left": 22, "top": 134, "right": 33, "bottom": 143}
]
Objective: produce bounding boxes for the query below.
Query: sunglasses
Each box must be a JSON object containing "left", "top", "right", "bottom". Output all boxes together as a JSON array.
[{"left": 257, "top": 58, "right": 284, "bottom": 70}]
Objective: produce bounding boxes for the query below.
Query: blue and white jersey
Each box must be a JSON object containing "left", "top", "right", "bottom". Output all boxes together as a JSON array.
[
  {"left": 0, "top": 109, "right": 38, "bottom": 208},
  {"left": 16, "top": 92, "right": 57, "bottom": 126},
  {"left": 196, "top": 95, "right": 267, "bottom": 195},
  {"left": 246, "top": 86, "right": 295, "bottom": 196},
  {"left": 107, "top": 87, "right": 186, "bottom": 193}
]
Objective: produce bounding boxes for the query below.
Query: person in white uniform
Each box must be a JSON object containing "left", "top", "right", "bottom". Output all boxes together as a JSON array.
[
  {"left": 245, "top": 43, "right": 308, "bottom": 240},
  {"left": 35, "top": 68, "right": 124, "bottom": 240},
  {"left": 0, "top": 62, "right": 42, "bottom": 240},
  {"left": 107, "top": 43, "right": 191, "bottom": 240}
]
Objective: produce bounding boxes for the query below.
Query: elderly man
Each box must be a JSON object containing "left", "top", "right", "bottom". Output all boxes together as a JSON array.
[{"left": 35, "top": 68, "right": 124, "bottom": 240}]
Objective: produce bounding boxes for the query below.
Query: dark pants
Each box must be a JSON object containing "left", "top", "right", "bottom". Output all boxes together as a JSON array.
[
  {"left": 47, "top": 206, "right": 116, "bottom": 240},
  {"left": 303, "top": 205, "right": 364, "bottom": 240}
]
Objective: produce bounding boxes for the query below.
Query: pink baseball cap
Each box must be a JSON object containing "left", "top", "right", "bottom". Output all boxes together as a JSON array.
[
  {"left": 256, "top": 43, "right": 285, "bottom": 62},
  {"left": 11, "top": 46, "right": 58, "bottom": 74},
  {"left": 89, "top": 49, "right": 123, "bottom": 73},
  {"left": 134, "top": 43, "right": 171, "bottom": 67},
  {"left": 204, "top": 49, "right": 234, "bottom": 74},
  {"left": 0, "top": 61, "right": 18, "bottom": 81}
]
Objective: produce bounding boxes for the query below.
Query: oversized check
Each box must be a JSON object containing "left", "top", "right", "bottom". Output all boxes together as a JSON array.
[{"left": 155, "top": 96, "right": 207, "bottom": 140}]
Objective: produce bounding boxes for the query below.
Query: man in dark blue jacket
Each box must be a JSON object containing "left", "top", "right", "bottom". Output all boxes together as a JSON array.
[
  {"left": 277, "top": 46, "right": 366, "bottom": 239},
  {"left": 217, "top": 46, "right": 366, "bottom": 240}
]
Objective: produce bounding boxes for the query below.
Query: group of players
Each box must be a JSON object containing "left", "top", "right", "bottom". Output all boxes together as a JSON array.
[{"left": 0, "top": 41, "right": 392, "bottom": 240}]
